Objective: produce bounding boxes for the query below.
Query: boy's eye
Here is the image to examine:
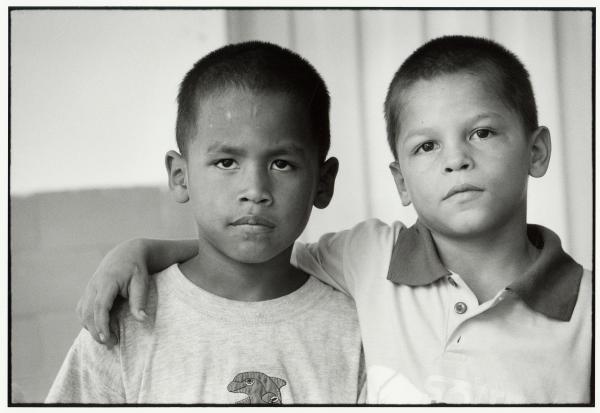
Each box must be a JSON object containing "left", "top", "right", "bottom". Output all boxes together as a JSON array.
[
  {"left": 472, "top": 129, "right": 494, "bottom": 139},
  {"left": 271, "top": 159, "right": 293, "bottom": 171},
  {"left": 215, "top": 159, "right": 238, "bottom": 169},
  {"left": 415, "top": 141, "right": 437, "bottom": 154}
]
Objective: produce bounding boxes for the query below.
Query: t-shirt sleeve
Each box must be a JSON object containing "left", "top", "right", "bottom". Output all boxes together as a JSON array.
[
  {"left": 291, "top": 219, "right": 404, "bottom": 297},
  {"left": 46, "top": 329, "right": 125, "bottom": 403}
]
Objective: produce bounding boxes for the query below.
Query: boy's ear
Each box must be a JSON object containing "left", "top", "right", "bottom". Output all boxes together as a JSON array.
[
  {"left": 528, "top": 126, "right": 551, "bottom": 178},
  {"left": 389, "top": 161, "right": 412, "bottom": 206},
  {"left": 165, "top": 150, "right": 190, "bottom": 203},
  {"left": 314, "top": 157, "right": 339, "bottom": 209}
]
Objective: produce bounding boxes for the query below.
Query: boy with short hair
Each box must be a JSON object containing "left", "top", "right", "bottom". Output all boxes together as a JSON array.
[
  {"left": 46, "top": 41, "right": 365, "bottom": 404},
  {"left": 78, "top": 35, "right": 591, "bottom": 404}
]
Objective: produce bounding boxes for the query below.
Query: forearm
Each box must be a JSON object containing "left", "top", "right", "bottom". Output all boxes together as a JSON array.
[{"left": 141, "top": 238, "right": 198, "bottom": 274}]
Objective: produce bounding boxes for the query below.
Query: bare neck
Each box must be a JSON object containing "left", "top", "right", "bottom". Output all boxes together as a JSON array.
[
  {"left": 179, "top": 242, "right": 307, "bottom": 302},
  {"left": 431, "top": 219, "right": 539, "bottom": 303}
]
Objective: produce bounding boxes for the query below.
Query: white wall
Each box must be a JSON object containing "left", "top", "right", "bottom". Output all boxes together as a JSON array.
[{"left": 11, "top": 10, "right": 227, "bottom": 195}]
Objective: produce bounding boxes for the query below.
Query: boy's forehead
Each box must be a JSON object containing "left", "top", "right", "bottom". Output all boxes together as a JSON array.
[
  {"left": 399, "top": 72, "right": 509, "bottom": 119},
  {"left": 406, "top": 70, "right": 499, "bottom": 97},
  {"left": 196, "top": 88, "right": 305, "bottom": 123},
  {"left": 189, "top": 88, "right": 319, "bottom": 156}
]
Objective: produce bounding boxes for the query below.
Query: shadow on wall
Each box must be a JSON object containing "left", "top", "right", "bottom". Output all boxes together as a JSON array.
[{"left": 10, "top": 187, "right": 197, "bottom": 403}]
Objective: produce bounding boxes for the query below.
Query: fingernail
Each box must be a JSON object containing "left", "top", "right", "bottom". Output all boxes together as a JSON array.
[
  {"left": 99, "top": 333, "right": 106, "bottom": 342},
  {"left": 139, "top": 310, "right": 147, "bottom": 319}
]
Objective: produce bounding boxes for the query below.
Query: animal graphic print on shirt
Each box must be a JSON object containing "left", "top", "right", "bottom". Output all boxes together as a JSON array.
[{"left": 227, "top": 371, "right": 287, "bottom": 404}]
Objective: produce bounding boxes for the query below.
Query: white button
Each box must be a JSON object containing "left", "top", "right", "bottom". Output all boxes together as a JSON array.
[{"left": 454, "top": 302, "right": 467, "bottom": 314}]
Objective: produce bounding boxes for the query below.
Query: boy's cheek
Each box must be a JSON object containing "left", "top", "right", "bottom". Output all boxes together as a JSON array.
[{"left": 400, "top": 155, "right": 438, "bottom": 175}]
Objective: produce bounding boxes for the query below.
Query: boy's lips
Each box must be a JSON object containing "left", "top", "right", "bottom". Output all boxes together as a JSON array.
[
  {"left": 231, "top": 215, "right": 276, "bottom": 228},
  {"left": 443, "top": 184, "right": 484, "bottom": 200}
]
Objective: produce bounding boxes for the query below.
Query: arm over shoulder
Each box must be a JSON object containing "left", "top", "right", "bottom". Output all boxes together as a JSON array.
[{"left": 291, "top": 219, "right": 405, "bottom": 297}]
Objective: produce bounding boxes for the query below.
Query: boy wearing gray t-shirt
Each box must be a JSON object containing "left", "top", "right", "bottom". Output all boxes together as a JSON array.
[{"left": 46, "top": 41, "right": 365, "bottom": 404}]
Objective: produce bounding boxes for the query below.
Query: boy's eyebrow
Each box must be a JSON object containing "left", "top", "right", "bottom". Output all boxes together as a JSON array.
[
  {"left": 401, "top": 127, "right": 437, "bottom": 144},
  {"left": 206, "top": 142, "right": 308, "bottom": 157},
  {"left": 263, "top": 144, "right": 308, "bottom": 157},
  {"left": 206, "top": 143, "right": 246, "bottom": 156},
  {"left": 469, "top": 111, "right": 506, "bottom": 122},
  {"left": 402, "top": 111, "right": 507, "bottom": 142}
]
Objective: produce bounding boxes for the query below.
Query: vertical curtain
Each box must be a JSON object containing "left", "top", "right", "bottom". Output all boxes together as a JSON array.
[{"left": 227, "top": 9, "right": 593, "bottom": 268}]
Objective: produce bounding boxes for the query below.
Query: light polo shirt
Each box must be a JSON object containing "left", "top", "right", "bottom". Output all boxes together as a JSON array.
[{"left": 292, "top": 219, "right": 591, "bottom": 404}]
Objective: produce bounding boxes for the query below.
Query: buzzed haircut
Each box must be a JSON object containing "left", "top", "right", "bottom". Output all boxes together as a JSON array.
[
  {"left": 384, "top": 35, "right": 538, "bottom": 159},
  {"left": 176, "top": 41, "right": 331, "bottom": 161}
]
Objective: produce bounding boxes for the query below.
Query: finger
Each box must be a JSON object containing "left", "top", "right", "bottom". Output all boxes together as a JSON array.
[
  {"left": 128, "top": 265, "right": 149, "bottom": 321},
  {"left": 76, "top": 280, "right": 95, "bottom": 324},
  {"left": 84, "top": 324, "right": 104, "bottom": 345},
  {"left": 77, "top": 288, "right": 104, "bottom": 344},
  {"left": 76, "top": 296, "right": 85, "bottom": 324},
  {"left": 94, "top": 281, "right": 120, "bottom": 345},
  {"left": 104, "top": 330, "right": 118, "bottom": 349},
  {"left": 78, "top": 301, "right": 103, "bottom": 344}
]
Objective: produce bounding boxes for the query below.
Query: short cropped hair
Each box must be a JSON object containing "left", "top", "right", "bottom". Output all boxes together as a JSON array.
[
  {"left": 176, "top": 41, "right": 331, "bottom": 161},
  {"left": 384, "top": 35, "right": 538, "bottom": 159}
]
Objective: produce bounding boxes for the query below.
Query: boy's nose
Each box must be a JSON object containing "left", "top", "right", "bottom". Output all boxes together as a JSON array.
[
  {"left": 443, "top": 145, "right": 474, "bottom": 173},
  {"left": 238, "top": 168, "right": 273, "bottom": 205}
]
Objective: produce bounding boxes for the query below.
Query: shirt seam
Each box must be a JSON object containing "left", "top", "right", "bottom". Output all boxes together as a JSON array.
[{"left": 161, "top": 273, "right": 330, "bottom": 324}]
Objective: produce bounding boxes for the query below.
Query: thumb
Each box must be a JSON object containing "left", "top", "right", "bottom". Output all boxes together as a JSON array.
[{"left": 128, "top": 265, "right": 149, "bottom": 321}]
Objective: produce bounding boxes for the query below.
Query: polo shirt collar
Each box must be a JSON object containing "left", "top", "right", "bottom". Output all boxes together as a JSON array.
[{"left": 387, "top": 221, "right": 583, "bottom": 321}]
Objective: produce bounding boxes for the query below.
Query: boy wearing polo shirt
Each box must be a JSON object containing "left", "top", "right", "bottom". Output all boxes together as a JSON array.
[{"left": 77, "top": 36, "right": 591, "bottom": 404}]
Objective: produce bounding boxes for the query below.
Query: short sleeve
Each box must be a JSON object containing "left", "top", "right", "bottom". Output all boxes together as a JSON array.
[
  {"left": 292, "top": 228, "right": 353, "bottom": 295},
  {"left": 46, "top": 329, "right": 125, "bottom": 403},
  {"left": 292, "top": 219, "right": 404, "bottom": 297}
]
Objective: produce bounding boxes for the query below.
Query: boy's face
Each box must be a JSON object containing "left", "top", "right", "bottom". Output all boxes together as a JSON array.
[
  {"left": 390, "top": 72, "right": 549, "bottom": 238},
  {"left": 168, "top": 89, "right": 336, "bottom": 264}
]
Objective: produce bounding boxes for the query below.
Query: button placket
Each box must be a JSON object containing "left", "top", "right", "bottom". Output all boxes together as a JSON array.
[{"left": 444, "top": 273, "right": 478, "bottom": 348}]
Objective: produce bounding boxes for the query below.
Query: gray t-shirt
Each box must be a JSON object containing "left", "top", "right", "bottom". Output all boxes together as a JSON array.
[{"left": 47, "top": 264, "right": 365, "bottom": 404}]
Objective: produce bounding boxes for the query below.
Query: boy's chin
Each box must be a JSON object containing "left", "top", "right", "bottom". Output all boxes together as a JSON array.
[
  {"left": 424, "top": 213, "right": 502, "bottom": 240},
  {"left": 226, "top": 245, "right": 287, "bottom": 265}
]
